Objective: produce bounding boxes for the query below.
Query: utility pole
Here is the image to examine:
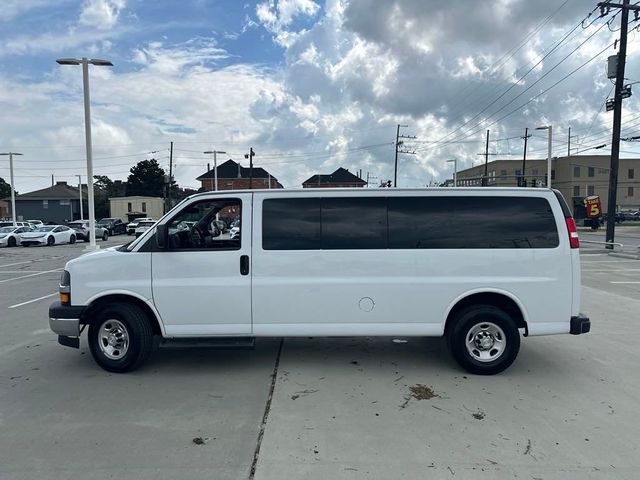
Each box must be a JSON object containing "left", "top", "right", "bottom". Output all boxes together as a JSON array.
[
  {"left": 521, "top": 128, "right": 531, "bottom": 187},
  {"left": 0, "top": 152, "right": 22, "bottom": 226},
  {"left": 76, "top": 174, "right": 83, "bottom": 220},
  {"left": 167, "top": 141, "right": 173, "bottom": 210},
  {"left": 394, "top": 124, "right": 417, "bottom": 187},
  {"left": 598, "top": 0, "right": 640, "bottom": 248},
  {"left": 245, "top": 147, "right": 255, "bottom": 189},
  {"left": 567, "top": 127, "right": 578, "bottom": 157},
  {"left": 477, "top": 130, "right": 497, "bottom": 186}
]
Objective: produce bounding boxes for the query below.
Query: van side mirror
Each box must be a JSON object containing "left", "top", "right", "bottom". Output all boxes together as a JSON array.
[{"left": 156, "top": 224, "right": 168, "bottom": 249}]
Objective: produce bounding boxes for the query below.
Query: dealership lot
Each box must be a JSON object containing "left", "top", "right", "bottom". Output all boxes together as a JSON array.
[{"left": 0, "top": 241, "right": 639, "bottom": 479}]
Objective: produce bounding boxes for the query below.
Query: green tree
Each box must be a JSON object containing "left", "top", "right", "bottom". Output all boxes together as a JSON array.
[
  {"left": 93, "top": 175, "right": 117, "bottom": 219},
  {"left": 0, "top": 177, "right": 15, "bottom": 199},
  {"left": 126, "top": 159, "right": 166, "bottom": 197}
]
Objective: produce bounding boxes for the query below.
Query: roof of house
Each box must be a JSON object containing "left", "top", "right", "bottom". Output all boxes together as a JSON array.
[
  {"left": 302, "top": 167, "right": 367, "bottom": 186},
  {"left": 197, "top": 159, "right": 272, "bottom": 180},
  {"left": 13, "top": 182, "right": 85, "bottom": 200}
]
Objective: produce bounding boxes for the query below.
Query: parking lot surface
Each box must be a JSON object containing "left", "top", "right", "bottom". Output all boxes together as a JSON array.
[{"left": 1, "top": 238, "right": 639, "bottom": 479}]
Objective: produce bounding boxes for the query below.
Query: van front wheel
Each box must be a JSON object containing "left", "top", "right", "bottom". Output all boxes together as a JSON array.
[
  {"left": 88, "top": 303, "right": 154, "bottom": 373},
  {"left": 446, "top": 305, "right": 520, "bottom": 375}
]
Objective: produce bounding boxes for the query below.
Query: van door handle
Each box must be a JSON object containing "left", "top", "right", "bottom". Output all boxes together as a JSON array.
[{"left": 240, "top": 255, "right": 250, "bottom": 275}]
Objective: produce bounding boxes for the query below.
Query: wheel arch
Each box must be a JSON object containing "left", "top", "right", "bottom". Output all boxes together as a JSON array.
[
  {"left": 81, "top": 292, "right": 165, "bottom": 336},
  {"left": 444, "top": 289, "right": 529, "bottom": 336}
]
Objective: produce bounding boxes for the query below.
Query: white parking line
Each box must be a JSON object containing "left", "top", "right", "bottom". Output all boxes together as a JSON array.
[
  {"left": 8, "top": 293, "right": 57, "bottom": 309},
  {"left": 0, "top": 271, "right": 57, "bottom": 274},
  {"left": 610, "top": 281, "right": 640, "bottom": 284},
  {"left": 0, "top": 268, "right": 62, "bottom": 284},
  {"left": 0, "top": 261, "right": 32, "bottom": 268}
]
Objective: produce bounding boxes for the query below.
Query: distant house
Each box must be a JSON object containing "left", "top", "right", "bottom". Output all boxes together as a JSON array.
[
  {"left": 9, "top": 181, "right": 86, "bottom": 224},
  {"left": 302, "top": 167, "right": 367, "bottom": 188},
  {"left": 197, "top": 159, "right": 283, "bottom": 191}
]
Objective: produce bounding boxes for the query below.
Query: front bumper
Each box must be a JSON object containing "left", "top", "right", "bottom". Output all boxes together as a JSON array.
[
  {"left": 21, "top": 238, "right": 46, "bottom": 246},
  {"left": 570, "top": 314, "right": 591, "bottom": 335},
  {"left": 49, "top": 301, "right": 85, "bottom": 348}
]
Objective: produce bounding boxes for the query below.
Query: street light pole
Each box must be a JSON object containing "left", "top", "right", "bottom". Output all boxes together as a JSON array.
[
  {"left": 446, "top": 159, "right": 457, "bottom": 187},
  {"left": 0, "top": 152, "right": 22, "bottom": 226},
  {"left": 203, "top": 150, "right": 227, "bottom": 191},
  {"left": 56, "top": 57, "right": 113, "bottom": 249},
  {"left": 536, "top": 125, "right": 553, "bottom": 188}
]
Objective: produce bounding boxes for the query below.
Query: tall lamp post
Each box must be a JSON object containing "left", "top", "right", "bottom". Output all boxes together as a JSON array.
[
  {"left": 56, "top": 57, "right": 113, "bottom": 249},
  {"left": 203, "top": 150, "right": 226, "bottom": 191},
  {"left": 535, "top": 125, "right": 553, "bottom": 188},
  {"left": 446, "top": 159, "right": 457, "bottom": 187},
  {"left": 0, "top": 152, "right": 22, "bottom": 226}
]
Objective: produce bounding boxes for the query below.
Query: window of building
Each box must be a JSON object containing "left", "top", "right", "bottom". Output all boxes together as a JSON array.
[
  {"left": 573, "top": 186, "right": 580, "bottom": 197},
  {"left": 500, "top": 170, "right": 507, "bottom": 177},
  {"left": 60, "top": 199, "right": 70, "bottom": 206},
  {"left": 551, "top": 169, "right": 556, "bottom": 180},
  {"left": 142, "top": 202, "right": 147, "bottom": 213},
  {"left": 587, "top": 185, "right": 595, "bottom": 196},
  {"left": 43, "top": 200, "right": 48, "bottom": 209},
  {"left": 127, "top": 202, "right": 132, "bottom": 213},
  {"left": 573, "top": 166, "right": 580, "bottom": 177},
  {"left": 166, "top": 199, "right": 241, "bottom": 251},
  {"left": 628, "top": 187, "right": 634, "bottom": 197},
  {"left": 588, "top": 167, "right": 595, "bottom": 177},
  {"left": 629, "top": 169, "right": 635, "bottom": 179}
]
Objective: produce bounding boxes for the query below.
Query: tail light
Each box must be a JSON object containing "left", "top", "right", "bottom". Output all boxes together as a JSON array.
[{"left": 566, "top": 217, "right": 579, "bottom": 249}]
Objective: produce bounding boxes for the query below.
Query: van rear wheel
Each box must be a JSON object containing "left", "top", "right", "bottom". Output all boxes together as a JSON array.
[
  {"left": 88, "top": 303, "right": 154, "bottom": 373},
  {"left": 446, "top": 305, "right": 520, "bottom": 375}
]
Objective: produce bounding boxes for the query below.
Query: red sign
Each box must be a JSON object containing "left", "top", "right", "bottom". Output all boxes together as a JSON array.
[{"left": 584, "top": 196, "right": 602, "bottom": 218}]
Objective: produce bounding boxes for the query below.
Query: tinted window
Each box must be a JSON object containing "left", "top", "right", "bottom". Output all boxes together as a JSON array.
[
  {"left": 388, "top": 196, "right": 558, "bottom": 249},
  {"left": 321, "top": 197, "right": 387, "bottom": 249},
  {"left": 263, "top": 198, "right": 320, "bottom": 250}
]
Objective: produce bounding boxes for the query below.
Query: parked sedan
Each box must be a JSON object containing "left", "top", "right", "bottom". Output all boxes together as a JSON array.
[
  {"left": 97, "top": 218, "right": 127, "bottom": 235},
  {"left": 134, "top": 220, "right": 156, "bottom": 237},
  {"left": 67, "top": 220, "right": 109, "bottom": 242},
  {"left": 126, "top": 217, "right": 154, "bottom": 235},
  {"left": 0, "top": 226, "right": 30, "bottom": 247},
  {"left": 20, "top": 225, "right": 76, "bottom": 246}
]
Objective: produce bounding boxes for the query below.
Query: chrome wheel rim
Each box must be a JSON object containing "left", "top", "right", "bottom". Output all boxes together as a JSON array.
[
  {"left": 465, "top": 322, "right": 506, "bottom": 363},
  {"left": 98, "top": 319, "right": 129, "bottom": 360}
]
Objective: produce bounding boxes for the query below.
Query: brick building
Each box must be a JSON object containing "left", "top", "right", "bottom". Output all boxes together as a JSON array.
[
  {"left": 302, "top": 167, "right": 367, "bottom": 188},
  {"left": 455, "top": 155, "right": 640, "bottom": 218},
  {"left": 197, "top": 159, "right": 282, "bottom": 191}
]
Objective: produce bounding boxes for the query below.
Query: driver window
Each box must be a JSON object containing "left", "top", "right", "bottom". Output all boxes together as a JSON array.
[{"left": 166, "top": 198, "right": 241, "bottom": 251}]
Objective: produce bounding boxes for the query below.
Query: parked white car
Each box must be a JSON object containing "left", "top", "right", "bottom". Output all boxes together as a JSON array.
[
  {"left": 0, "top": 221, "right": 34, "bottom": 229},
  {"left": 0, "top": 225, "right": 30, "bottom": 247},
  {"left": 134, "top": 220, "right": 156, "bottom": 237},
  {"left": 49, "top": 188, "right": 590, "bottom": 374},
  {"left": 67, "top": 220, "right": 109, "bottom": 242},
  {"left": 127, "top": 217, "right": 154, "bottom": 235},
  {"left": 21, "top": 225, "right": 76, "bottom": 246}
]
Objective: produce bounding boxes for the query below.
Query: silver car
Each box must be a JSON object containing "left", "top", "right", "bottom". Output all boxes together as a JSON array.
[{"left": 67, "top": 220, "right": 109, "bottom": 242}]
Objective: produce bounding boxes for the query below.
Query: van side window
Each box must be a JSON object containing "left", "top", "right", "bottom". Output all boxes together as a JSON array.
[
  {"left": 321, "top": 197, "right": 387, "bottom": 249},
  {"left": 388, "top": 197, "right": 559, "bottom": 249},
  {"left": 166, "top": 199, "right": 241, "bottom": 251},
  {"left": 263, "top": 198, "right": 320, "bottom": 250}
]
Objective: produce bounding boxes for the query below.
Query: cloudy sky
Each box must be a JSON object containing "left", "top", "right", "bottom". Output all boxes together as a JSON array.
[{"left": 1, "top": 0, "right": 640, "bottom": 193}]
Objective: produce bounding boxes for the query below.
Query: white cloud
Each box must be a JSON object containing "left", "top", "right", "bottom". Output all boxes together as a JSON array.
[
  {"left": 256, "top": 0, "right": 320, "bottom": 46},
  {"left": 79, "top": 0, "right": 126, "bottom": 30}
]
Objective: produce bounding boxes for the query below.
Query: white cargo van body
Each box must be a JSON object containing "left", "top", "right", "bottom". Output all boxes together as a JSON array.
[{"left": 49, "top": 188, "right": 589, "bottom": 374}]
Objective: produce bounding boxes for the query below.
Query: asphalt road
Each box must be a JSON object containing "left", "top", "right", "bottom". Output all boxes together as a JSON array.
[{"left": 0, "top": 239, "right": 639, "bottom": 479}]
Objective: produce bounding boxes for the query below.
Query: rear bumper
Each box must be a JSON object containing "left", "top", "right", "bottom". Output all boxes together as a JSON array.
[
  {"left": 570, "top": 314, "right": 591, "bottom": 335},
  {"left": 49, "top": 301, "right": 85, "bottom": 337}
]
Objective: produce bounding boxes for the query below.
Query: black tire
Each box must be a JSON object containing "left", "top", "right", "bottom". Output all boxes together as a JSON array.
[
  {"left": 102, "top": 231, "right": 109, "bottom": 241},
  {"left": 446, "top": 305, "right": 520, "bottom": 375},
  {"left": 47, "top": 236, "right": 55, "bottom": 246},
  {"left": 8, "top": 236, "right": 16, "bottom": 247},
  {"left": 88, "top": 303, "right": 154, "bottom": 373},
  {"left": 69, "top": 235, "right": 76, "bottom": 244}
]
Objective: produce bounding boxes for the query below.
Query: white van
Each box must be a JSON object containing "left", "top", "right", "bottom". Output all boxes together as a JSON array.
[{"left": 49, "top": 188, "right": 590, "bottom": 375}]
